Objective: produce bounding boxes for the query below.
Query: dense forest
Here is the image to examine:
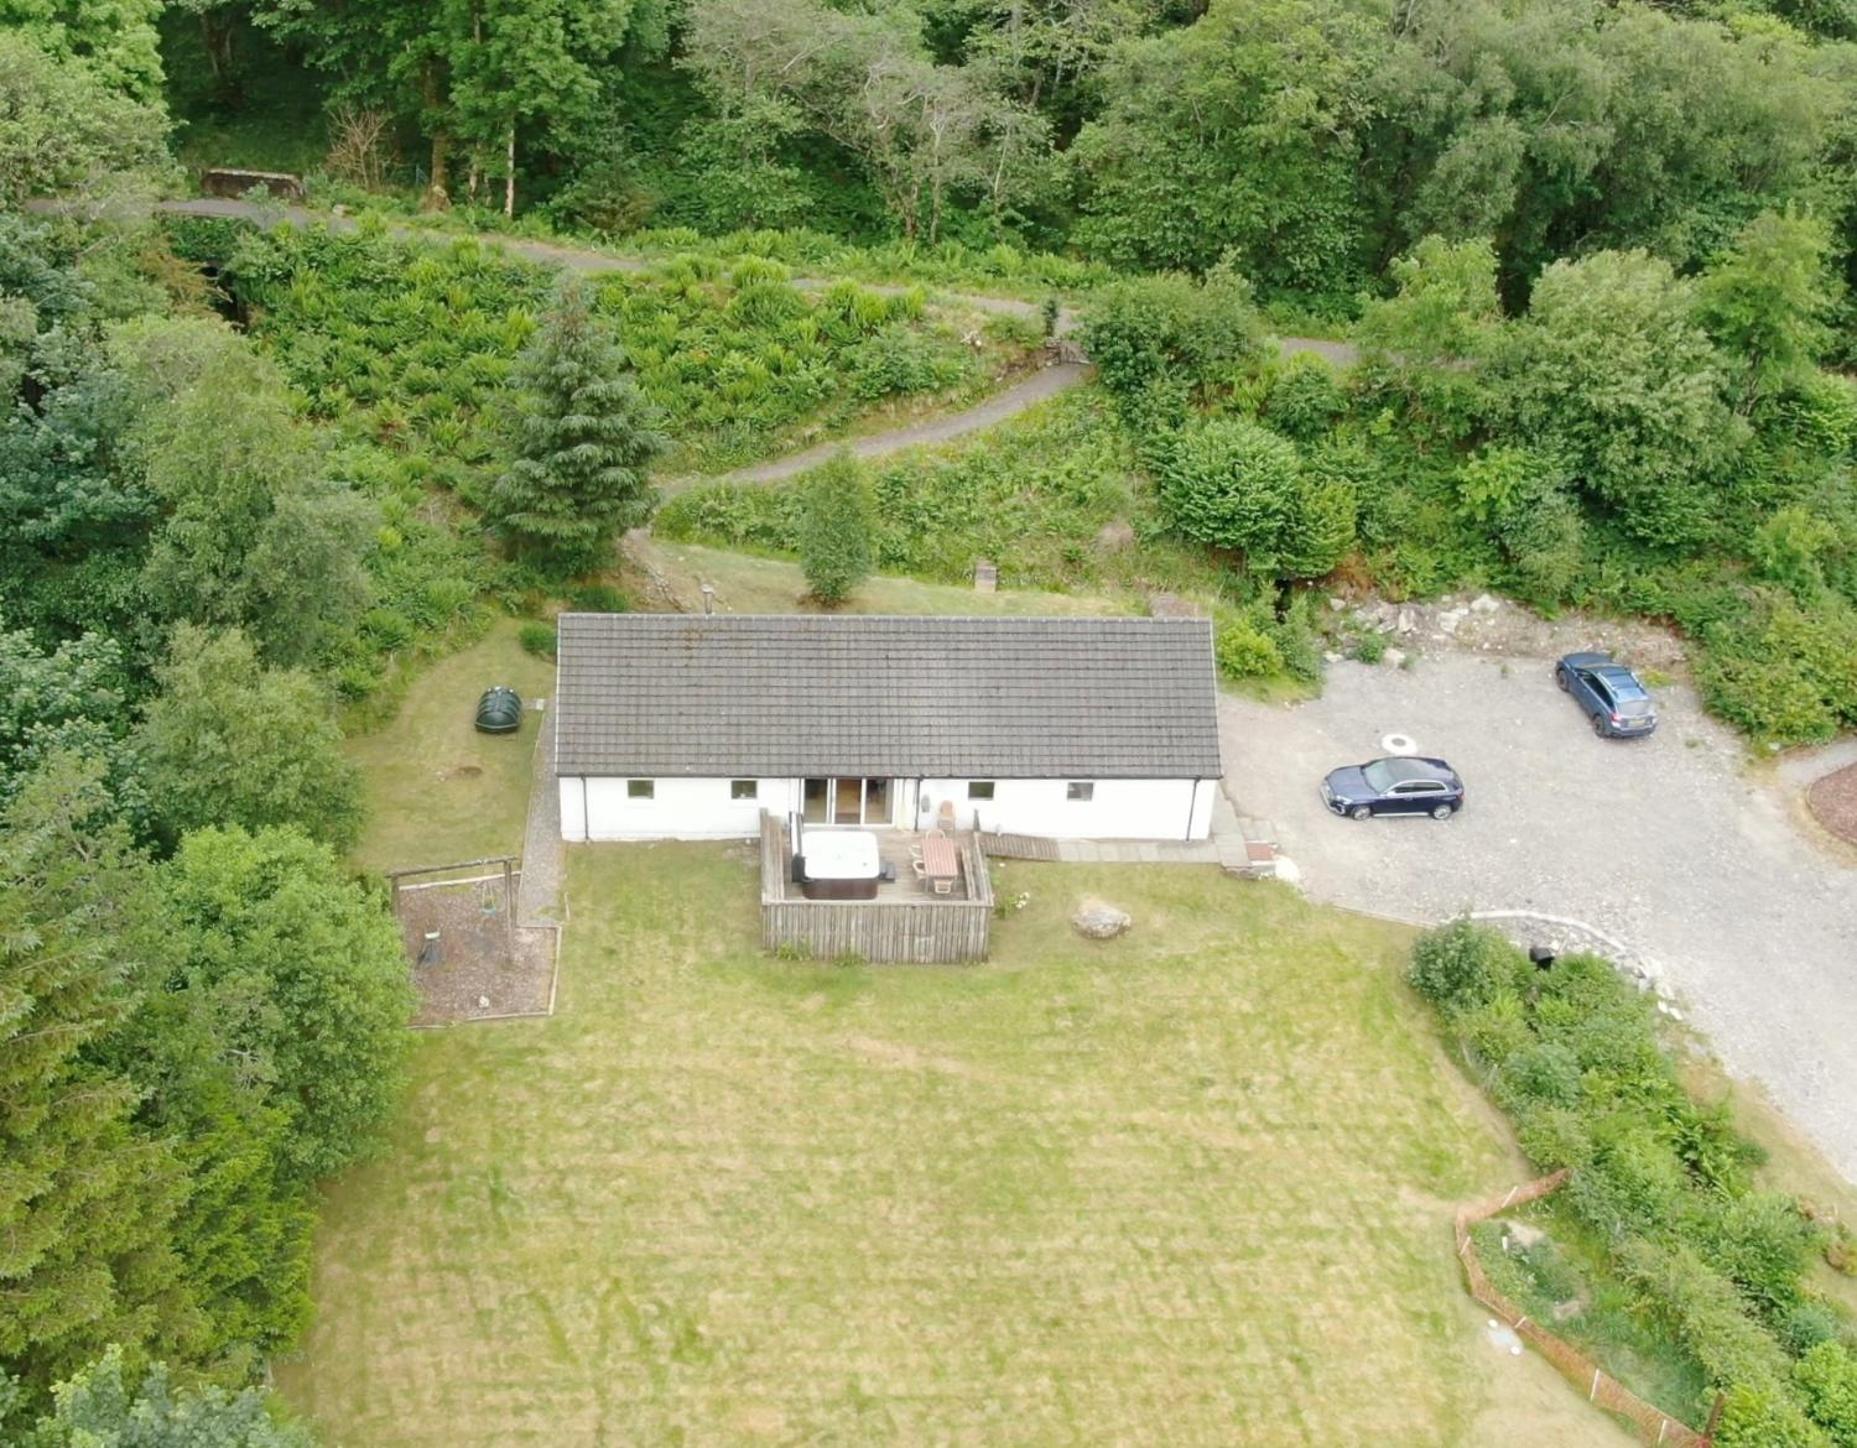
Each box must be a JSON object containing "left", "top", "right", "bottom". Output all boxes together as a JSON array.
[
  {"left": 148, "top": 0, "right": 1857, "bottom": 323},
  {"left": 4, "top": 0, "right": 1857, "bottom": 1437}
]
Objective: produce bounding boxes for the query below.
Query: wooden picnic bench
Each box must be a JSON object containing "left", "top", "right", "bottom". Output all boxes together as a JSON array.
[{"left": 919, "top": 833, "right": 960, "bottom": 895}]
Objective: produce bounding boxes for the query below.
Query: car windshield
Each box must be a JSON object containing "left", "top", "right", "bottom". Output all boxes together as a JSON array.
[{"left": 1617, "top": 698, "right": 1655, "bottom": 717}]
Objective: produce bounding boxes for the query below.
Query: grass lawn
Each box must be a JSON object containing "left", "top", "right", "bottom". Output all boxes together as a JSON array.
[
  {"left": 277, "top": 844, "right": 1627, "bottom": 1444},
  {"left": 345, "top": 619, "right": 557, "bottom": 875}
]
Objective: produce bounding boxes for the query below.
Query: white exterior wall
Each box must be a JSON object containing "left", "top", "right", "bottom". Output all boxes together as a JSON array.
[
  {"left": 561, "top": 774, "right": 1214, "bottom": 841},
  {"left": 564, "top": 777, "right": 802, "bottom": 841},
  {"left": 916, "top": 777, "right": 1210, "bottom": 840}
]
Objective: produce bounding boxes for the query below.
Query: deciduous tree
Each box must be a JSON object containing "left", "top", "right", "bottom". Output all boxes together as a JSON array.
[
  {"left": 798, "top": 454, "right": 874, "bottom": 605},
  {"left": 135, "top": 625, "right": 363, "bottom": 850}
]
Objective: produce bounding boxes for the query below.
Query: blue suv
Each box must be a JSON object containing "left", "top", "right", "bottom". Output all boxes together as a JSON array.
[{"left": 1556, "top": 652, "right": 1657, "bottom": 738}]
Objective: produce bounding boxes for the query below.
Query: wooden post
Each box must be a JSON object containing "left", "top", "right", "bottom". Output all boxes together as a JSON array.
[{"left": 502, "top": 858, "right": 515, "bottom": 958}]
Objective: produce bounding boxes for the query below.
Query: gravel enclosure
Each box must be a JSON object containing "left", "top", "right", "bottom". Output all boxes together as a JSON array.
[
  {"left": 1808, "top": 761, "right": 1857, "bottom": 847},
  {"left": 395, "top": 874, "right": 556, "bottom": 1025},
  {"left": 1221, "top": 613, "right": 1857, "bottom": 1182}
]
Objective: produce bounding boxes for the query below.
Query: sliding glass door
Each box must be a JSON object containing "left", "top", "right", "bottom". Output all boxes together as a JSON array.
[{"left": 802, "top": 778, "right": 894, "bottom": 825}]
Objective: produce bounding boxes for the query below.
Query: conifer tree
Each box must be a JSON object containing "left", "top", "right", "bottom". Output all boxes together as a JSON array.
[
  {"left": 0, "top": 755, "right": 189, "bottom": 1391},
  {"left": 489, "top": 278, "right": 667, "bottom": 575}
]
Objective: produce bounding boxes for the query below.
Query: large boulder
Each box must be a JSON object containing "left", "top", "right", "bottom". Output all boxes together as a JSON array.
[{"left": 1072, "top": 899, "right": 1132, "bottom": 940}]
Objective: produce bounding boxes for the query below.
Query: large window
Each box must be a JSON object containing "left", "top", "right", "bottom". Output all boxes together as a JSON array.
[
  {"left": 627, "top": 779, "right": 654, "bottom": 799},
  {"left": 730, "top": 780, "right": 758, "bottom": 800},
  {"left": 1066, "top": 782, "right": 1095, "bottom": 801},
  {"left": 967, "top": 781, "right": 995, "bottom": 800}
]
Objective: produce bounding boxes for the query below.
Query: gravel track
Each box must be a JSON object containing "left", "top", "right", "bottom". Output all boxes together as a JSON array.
[
  {"left": 1220, "top": 648, "right": 1857, "bottom": 1181},
  {"left": 143, "top": 199, "right": 1357, "bottom": 480}
]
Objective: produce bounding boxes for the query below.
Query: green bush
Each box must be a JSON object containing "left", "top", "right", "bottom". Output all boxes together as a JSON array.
[
  {"left": 567, "top": 582, "right": 630, "bottom": 613},
  {"left": 845, "top": 325, "right": 974, "bottom": 400},
  {"left": 1264, "top": 354, "right": 1349, "bottom": 442},
  {"left": 1697, "top": 1193, "right": 1821, "bottom": 1318},
  {"left": 1617, "top": 1238, "right": 1795, "bottom": 1399},
  {"left": 1213, "top": 613, "right": 1284, "bottom": 678},
  {"left": 1407, "top": 920, "right": 1522, "bottom": 1014},
  {"left": 1697, "top": 588, "right": 1857, "bottom": 745},
  {"left": 798, "top": 455, "right": 873, "bottom": 606},
  {"left": 1795, "top": 1341, "right": 1857, "bottom": 1442},
  {"left": 1081, "top": 266, "right": 1264, "bottom": 429},
  {"left": 1780, "top": 1301, "right": 1846, "bottom": 1357},
  {"left": 1500, "top": 1040, "right": 1584, "bottom": 1108},
  {"left": 1155, "top": 417, "right": 1355, "bottom": 579},
  {"left": 518, "top": 620, "right": 558, "bottom": 659},
  {"left": 1715, "top": 1383, "right": 1836, "bottom": 1447}
]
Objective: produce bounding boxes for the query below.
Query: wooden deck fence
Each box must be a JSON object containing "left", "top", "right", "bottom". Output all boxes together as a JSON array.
[
  {"left": 758, "top": 813, "right": 994, "bottom": 963},
  {"left": 1455, "top": 1170, "right": 1713, "bottom": 1447}
]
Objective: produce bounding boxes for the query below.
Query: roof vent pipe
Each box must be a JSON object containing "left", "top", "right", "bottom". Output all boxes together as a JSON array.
[{"left": 700, "top": 583, "right": 715, "bottom": 616}]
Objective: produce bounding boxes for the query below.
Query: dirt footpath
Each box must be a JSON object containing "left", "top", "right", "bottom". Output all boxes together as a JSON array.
[{"left": 1220, "top": 643, "right": 1857, "bottom": 1183}]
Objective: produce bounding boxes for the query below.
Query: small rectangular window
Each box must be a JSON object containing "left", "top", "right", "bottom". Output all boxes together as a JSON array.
[
  {"left": 627, "top": 779, "right": 655, "bottom": 799},
  {"left": 967, "top": 781, "right": 995, "bottom": 800},
  {"left": 1066, "top": 781, "right": 1095, "bottom": 802},
  {"left": 730, "top": 780, "right": 757, "bottom": 800}
]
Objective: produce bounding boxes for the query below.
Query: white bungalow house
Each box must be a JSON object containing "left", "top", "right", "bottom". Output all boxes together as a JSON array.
[{"left": 553, "top": 613, "right": 1224, "bottom": 842}]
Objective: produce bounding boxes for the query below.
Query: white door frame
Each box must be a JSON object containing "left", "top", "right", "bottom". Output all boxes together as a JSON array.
[{"left": 804, "top": 776, "right": 893, "bottom": 826}]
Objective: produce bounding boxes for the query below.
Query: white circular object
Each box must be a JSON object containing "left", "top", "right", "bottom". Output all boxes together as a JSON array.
[{"left": 1381, "top": 732, "right": 1418, "bottom": 756}]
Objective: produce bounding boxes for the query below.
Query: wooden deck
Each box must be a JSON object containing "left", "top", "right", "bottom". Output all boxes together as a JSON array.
[{"left": 759, "top": 814, "right": 994, "bottom": 963}]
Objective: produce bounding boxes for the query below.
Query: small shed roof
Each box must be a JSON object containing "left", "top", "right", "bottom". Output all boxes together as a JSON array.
[{"left": 554, "top": 613, "right": 1222, "bottom": 780}]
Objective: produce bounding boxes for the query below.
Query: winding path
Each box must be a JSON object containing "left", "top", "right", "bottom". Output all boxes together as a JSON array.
[{"left": 140, "top": 197, "right": 1359, "bottom": 482}]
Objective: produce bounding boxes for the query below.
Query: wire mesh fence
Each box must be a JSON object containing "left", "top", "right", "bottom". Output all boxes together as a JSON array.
[{"left": 1454, "top": 1171, "right": 1713, "bottom": 1448}]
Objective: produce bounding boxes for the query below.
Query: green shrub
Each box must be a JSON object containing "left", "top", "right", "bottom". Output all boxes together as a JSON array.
[
  {"left": 1570, "top": 1116, "right": 1694, "bottom": 1239},
  {"left": 567, "top": 582, "right": 630, "bottom": 613},
  {"left": 1156, "top": 417, "right": 1354, "bottom": 579},
  {"left": 1264, "top": 354, "right": 1349, "bottom": 442},
  {"left": 518, "top": 620, "right": 557, "bottom": 659},
  {"left": 845, "top": 325, "right": 973, "bottom": 400},
  {"left": 1081, "top": 266, "right": 1264, "bottom": 429},
  {"left": 1780, "top": 1301, "right": 1846, "bottom": 1357},
  {"left": 1500, "top": 1040, "right": 1584, "bottom": 1108},
  {"left": 1753, "top": 506, "right": 1840, "bottom": 600},
  {"left": 1697, "top": 588, "right": 1857, "bottom": 745},
  {"left": 798, "top": 455, "right": 873, "bottom": 606},
  {"left": 1265, "top": 593, "right": 1327, "bottom": 682},
  {"left": 1714, "top": 1383, "right": 1836, "bottom": 1447},
  {"left": 1408, "top": 920, "right": 1523, "bottom": 1014},
  {"left": 1452, "top": 991, "right": 1533, "bottom": 1068},
  {"left": 1697, "top": 1193, "right": 1820, "bottom": 1318},
  {"left": 1616, "top": 1238, "right": 1795, "bottom": 1399},
  {"left": 1795, "top": 1341, "right": 1857, "bottom": 1442},
  {"left": 1513, "top": 1105, "right": 1595, "bottom": 1172},
  {"left": 1213, "top": 613, "right": 1284, "bottom": 678}
]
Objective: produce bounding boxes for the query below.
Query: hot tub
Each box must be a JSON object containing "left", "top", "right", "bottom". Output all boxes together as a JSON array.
[{"left": 796, "top": 830, "right": 881, "bottom": 900}]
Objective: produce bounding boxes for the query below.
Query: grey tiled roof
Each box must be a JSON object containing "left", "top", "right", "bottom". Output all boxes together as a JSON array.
[{"left": 554, "top": 614, "right": 1222, "bottom": 779}]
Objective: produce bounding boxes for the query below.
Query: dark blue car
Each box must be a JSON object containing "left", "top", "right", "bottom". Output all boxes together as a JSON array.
[
  {"left": 1321, "top": 756, "right": 1465, "bottom": 820},
  {"left": 1556, "top": 652, "right": 1657, "bottom": 738}
]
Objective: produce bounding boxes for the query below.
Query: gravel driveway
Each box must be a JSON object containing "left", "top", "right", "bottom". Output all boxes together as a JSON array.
[{"left": 1220, "top": 651, "right": 1857, "bottom": 1182}]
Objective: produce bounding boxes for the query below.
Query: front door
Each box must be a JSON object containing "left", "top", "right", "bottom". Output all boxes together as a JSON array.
[{"left": 804, "top": 777, "right": 894, "bottom": 825}]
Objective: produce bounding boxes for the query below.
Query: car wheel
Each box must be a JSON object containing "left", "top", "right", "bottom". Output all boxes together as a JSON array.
[
  {"left": 1556, "top": 666, "right": 1570, "bottom": 692},
  {"left": 1592, "top": 714, "right": 1609, "bottom": 737},
  {"left": 1350, "top": 805, "right": 1372, "bottom": 821},
  {"left": 1431, "top": 803, "right": 1455, "bottom": 820}
]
